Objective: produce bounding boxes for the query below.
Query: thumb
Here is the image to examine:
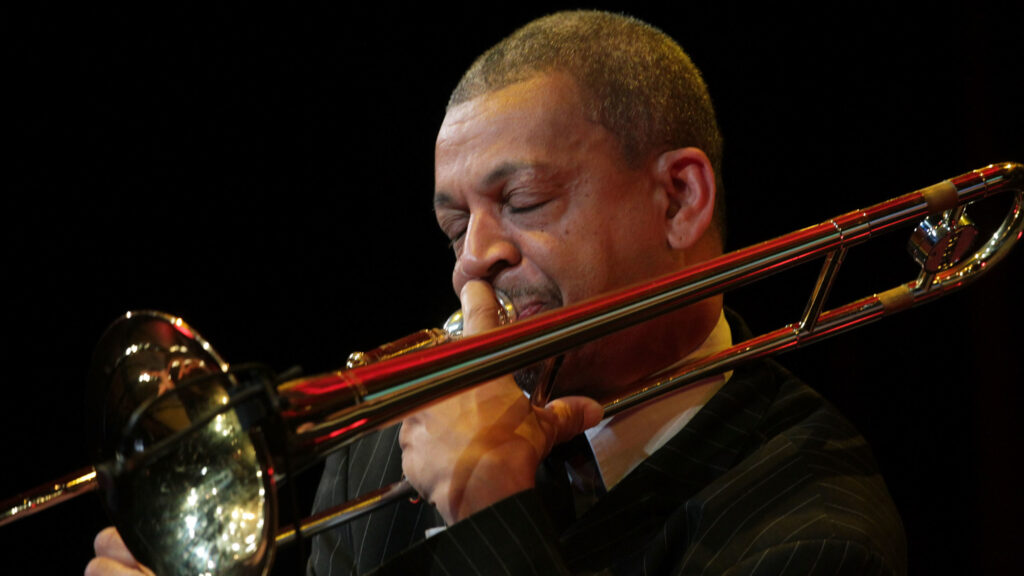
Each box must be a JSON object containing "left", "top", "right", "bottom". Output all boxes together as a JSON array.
[
  {"left": 542, "top": 396, "right": 604, "bottom": 445},
  {"left": 89, "top": 526, "right": 155, "bottom": 576}
]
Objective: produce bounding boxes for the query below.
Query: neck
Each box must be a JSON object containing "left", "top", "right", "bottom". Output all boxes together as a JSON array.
[{"left": 548, "top": 295, "right": 723, "bottom": 401}]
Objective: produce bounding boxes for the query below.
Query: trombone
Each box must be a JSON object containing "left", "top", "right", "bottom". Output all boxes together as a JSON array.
[{"left": 2, "top": 162, "right": 1021, "bottom": 576}]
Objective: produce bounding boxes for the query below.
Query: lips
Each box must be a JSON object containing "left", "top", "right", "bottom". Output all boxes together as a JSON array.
[
  {"left": 494, "top": 282, "right": 564, "bottom": 323},
  {"left": 515, "top": 301, "right": 547, "bottom": 320}
]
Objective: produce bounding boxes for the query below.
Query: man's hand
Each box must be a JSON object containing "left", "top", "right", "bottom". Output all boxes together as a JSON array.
[
  {"left": 85, "top": 526, "right": 155, "bottom": 576},
  {"left": 400, "top": 280, "right": 603, "bottom": 525}
]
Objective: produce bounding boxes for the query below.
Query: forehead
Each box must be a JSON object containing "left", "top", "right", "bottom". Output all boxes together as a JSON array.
[
  {"left": 439, "top": 73, "right": 586, "bottom": 131},
  {"left": 434, "top": 74, "right": 609, "bottom": 184}
]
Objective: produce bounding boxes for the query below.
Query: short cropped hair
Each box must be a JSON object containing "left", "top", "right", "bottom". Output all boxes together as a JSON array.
[{"left": 450, "top": 10, "right": 725, "bottom": 240}]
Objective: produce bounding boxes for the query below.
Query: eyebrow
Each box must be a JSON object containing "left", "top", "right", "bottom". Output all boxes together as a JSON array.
[{"left": 433, "top": 161, "right": 539, "bottom": 209}]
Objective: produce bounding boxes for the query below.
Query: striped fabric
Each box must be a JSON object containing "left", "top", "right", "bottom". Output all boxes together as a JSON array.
[
  {"left": 307, "top": 425, "right": 444, "bottom": 576},
  {"left": 308, "top": 318, "right": 906, "bottom": 575}
]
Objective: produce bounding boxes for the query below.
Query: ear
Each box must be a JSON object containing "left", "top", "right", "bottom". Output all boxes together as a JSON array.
[{"left": 654, "top": 147, "right": 716, "bottom": 250}]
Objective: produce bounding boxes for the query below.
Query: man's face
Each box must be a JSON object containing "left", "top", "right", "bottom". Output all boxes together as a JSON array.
[{"left": 434, "top": 73, "right": 684, "bottom": 397}]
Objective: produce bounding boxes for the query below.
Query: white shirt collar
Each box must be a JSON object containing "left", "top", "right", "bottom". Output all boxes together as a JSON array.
[{"left": 583, "top": 311, "right": 733, "bottom": 490}]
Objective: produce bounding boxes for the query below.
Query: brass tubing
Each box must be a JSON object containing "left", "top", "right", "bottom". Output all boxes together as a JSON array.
[
  {"left": 2, "top": 163, "right": 1021, "bottom": 559},
  {"left": 269, "top": 163, "right": 1023, "bottom": 542},
  {"left": 278, "top": 163, "right": 1023, "bottom": 460},
  {"left": 0, "top": 467, "right": 99, "bottom": 528}
]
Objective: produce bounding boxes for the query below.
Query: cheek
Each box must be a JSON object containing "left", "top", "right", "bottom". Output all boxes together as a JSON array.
[
  {"left": 582, "top": 222, "right": 667, "bottom": 293},
  {"left": 540, "top": 228, "right": 611, "bottom": 301}
]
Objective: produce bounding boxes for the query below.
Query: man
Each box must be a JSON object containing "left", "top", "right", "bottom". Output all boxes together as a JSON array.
[
  {"left": 90, "top": 10, "right": 906, "bottom": 575},
  {"left": 306, "top": 10, "right": 905, "bottom": 576}
]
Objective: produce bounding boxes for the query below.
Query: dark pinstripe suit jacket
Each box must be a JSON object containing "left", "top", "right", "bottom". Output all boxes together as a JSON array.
[{"left": 307, "top": 338, "right": 906, "bottom": 575}]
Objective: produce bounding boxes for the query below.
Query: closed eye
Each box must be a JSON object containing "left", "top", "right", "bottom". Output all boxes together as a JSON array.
[
  {"left": 502, "top": 186, "right": 553, "bottom": 215},
  {"left": 447, "top": 232, "right": 465, "bottom": 250},
  {"left": 436, "top": 212, "right": 468, "bottom": 250},
  {"left": 505, "top": 199, "right": 551, "bottom": 214}
]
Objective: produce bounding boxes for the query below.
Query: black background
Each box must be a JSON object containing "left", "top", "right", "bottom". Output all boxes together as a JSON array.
[{"left": 3, "top": 2, "right": 1022, "bottom": 574}]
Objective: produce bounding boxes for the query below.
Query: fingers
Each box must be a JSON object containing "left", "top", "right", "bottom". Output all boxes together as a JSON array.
[
  {"left": 541, "top": 396, "right": 604, "bottom": 445},
  {"left": 460, "top": 280, "right": 501, "bottom": 336},
  {"left": 460, "top": 279, "right": 605, "bottom": 447},
  {"left": 85, "top": 557, "right": 154, "bottom": 576},
  {"left": 87, "top": 527, "right": 154, "bottom": 576},
  {"left": 400, "top": 279, "right": 602, "bottom": 525},
  {"left": 93, "top": 527, "right": 137, "bottom": 567}
]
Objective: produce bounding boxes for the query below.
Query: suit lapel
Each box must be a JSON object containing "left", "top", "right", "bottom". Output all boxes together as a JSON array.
[{"left": 557, "top": 359, "right": 781, "bottom": 572}]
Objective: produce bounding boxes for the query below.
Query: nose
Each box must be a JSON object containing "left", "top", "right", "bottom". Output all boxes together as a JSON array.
[{"left": 454, "top": 211, "right": 521, "bottom": 285}]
